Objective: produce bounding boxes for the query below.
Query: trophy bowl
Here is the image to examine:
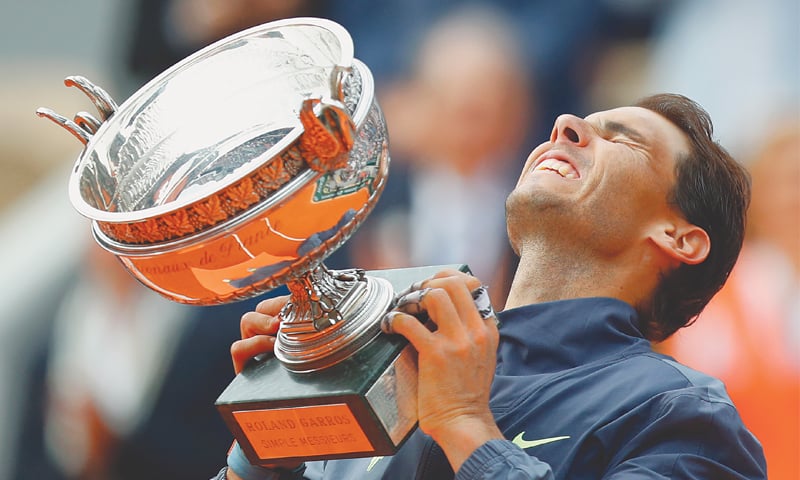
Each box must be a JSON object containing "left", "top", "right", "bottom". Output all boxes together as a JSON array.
[
  {"left": 38, "top": 17, "right": 396, "bottom": 371},
  {"left": 38, "top": 17, "right": 445, "bottom": 464}
]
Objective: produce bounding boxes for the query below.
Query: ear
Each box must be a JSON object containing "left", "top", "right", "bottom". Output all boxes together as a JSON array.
[{"left": 650, "top": 222, "right": 710, "bottom": 266}]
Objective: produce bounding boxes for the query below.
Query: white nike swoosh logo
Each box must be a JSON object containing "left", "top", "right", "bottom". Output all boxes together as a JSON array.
[{"left": 512, "top": 433, "right": 571, "bottom": 450}]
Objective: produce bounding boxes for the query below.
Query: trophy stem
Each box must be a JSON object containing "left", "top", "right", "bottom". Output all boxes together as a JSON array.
[{"left": 275, "top": 264, "right": 394, "bottom": 372}]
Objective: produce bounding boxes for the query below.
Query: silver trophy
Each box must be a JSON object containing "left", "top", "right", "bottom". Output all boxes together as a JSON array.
[{"left": 37, "top": 18, "right": 462, "bottom": 465}]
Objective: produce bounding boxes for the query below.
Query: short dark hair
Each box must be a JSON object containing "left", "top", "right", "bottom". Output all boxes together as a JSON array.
[{"left": 634, "top": 93, "right": 751, "bottom": 342}]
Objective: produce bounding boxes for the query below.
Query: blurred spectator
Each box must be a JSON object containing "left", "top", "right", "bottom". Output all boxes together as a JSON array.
[
  {"left": 343, "top": 5, "right": 533, "bottom": 305},
  {"left": 0, "top": 68, "right": 106, "bottom": 480},
  {"left": 659, "top": 121, "right": 800, "bottom": 480},
  {"left": 12, "top": 242, "right": 258, "bottom": 480}
]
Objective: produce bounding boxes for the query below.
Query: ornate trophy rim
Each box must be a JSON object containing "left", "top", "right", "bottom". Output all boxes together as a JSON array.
[
  {"left": 67, "top": 17, "right": 355, "bottom": 230},
  {"left": 90, "top": 58, "right": 378, "bottom": 256}
]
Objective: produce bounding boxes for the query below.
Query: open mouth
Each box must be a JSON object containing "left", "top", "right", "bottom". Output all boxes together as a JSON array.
[{"left": 533, "top": 157, "right": 580, "bottom": 179}]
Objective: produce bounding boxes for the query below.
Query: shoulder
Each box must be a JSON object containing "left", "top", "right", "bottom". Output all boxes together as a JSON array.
[
  {"left": 622, "top": 352, "right": 732, "bottom": 400},
  {"left": 651, "top": 355, "right": 734, "bottom": 403},
  {"left": 609, "top": 351, "right": 741, "bottom": 423},
  {"left": 623, "top": 351, "right": 730, "bottom": 388},
  {"left": 601, "top": 354, "right": 767, "bottom": 477}
]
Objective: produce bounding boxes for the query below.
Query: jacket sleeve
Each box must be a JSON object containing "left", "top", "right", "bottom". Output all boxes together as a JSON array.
[
  {"left": 455, "top": 440, "right": 555, "bottom": 480},
  {"left": 602, "top": 391, "right": 767, "bottom": 479}
]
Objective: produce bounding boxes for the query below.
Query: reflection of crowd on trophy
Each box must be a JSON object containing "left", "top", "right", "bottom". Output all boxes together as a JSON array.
[{"left": 0, "top": 0, "right": 797, "bottom": 479}]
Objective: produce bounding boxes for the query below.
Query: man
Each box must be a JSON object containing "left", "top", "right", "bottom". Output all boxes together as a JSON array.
[{"left": 218, "top": 94, "right": 767, "bottom": 479}]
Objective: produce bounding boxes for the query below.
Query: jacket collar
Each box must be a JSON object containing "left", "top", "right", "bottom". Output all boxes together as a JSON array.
[{"left": 495, "top": 297, "right": 651, "bottom": 375}]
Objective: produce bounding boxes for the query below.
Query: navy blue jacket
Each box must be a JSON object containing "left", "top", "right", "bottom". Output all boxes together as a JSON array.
[{"left": 263, "top": 298, "right": 767, "bottom": 479}]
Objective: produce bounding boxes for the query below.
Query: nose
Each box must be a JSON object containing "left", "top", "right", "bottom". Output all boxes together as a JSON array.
[{"left": 550, "top": 114, "right": 591, "bottom": 147}]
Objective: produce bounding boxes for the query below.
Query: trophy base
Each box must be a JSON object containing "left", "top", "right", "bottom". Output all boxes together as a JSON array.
[{"left": 215, "top": 264, "right": 468, "bottom": 465}]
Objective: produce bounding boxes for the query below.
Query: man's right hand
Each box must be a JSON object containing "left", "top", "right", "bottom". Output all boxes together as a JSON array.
[{"left": 231, "top": 295, "right": 290, "bottom": 374}]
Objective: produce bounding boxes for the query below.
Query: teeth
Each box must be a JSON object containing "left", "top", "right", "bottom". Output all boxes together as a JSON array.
[
  {"left": 535, "top": 158, "right": 577, "bottom": 178},
  {"left": 558, "top": 165, "right": 578, "bottom": 179}
]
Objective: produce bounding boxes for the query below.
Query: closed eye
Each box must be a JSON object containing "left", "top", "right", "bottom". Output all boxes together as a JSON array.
[
  {"left": 603, "top": 120, "right": 647, "bottom": 146},
  {"left": 610, "top": 136, "right": 637, "bottom": 146}
]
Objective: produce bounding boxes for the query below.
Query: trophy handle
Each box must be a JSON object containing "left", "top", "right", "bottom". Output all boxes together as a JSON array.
[
  {"left": 35, "top": 75, "right": 118, "bottom": 145},
  {"left": 35, "top": 107, "right": 93, "bottom": 145},
  {"left": 298, "top": 96, "right": 356, "bottom": 173},
  {"left": 275, "top": 265, "right": 394, "bottom": 372},
  {"left": 63, "top": 75, "right": 118, "bottom": 120}
]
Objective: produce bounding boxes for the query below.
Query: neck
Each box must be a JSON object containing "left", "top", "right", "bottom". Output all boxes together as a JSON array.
[{"left": 504, "top": 239, "right": 661, "bottom": 311}]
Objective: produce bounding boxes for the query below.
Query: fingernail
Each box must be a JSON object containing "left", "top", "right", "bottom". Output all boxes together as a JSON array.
[
  {"left": 395, "top": 288, "right": 430, "bottom": 306},
  {"left": 394, "top": 288, "right": 430, "bottom": 316},
  {"left": 381, "top": 311, "right": 402, "bottom": 334},
  {"left": 394, "top": 279, "right": 428, "bottom": 301}
]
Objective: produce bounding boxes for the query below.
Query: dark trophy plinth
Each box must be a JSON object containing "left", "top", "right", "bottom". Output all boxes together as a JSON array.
[{"left": 217, "top": 264, "right": 467, "bottom": 464}]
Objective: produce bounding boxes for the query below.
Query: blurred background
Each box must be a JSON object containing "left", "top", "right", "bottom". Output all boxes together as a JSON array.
[{"left": 1, "top": 0, "right": 797, "bottom": 479}]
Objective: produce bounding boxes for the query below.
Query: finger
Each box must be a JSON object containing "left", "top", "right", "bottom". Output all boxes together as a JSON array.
[
  {"left": 392, "top": 268, "right": 472, "bottom": 300},
  {"left": 240, "top": 310, "right": 281, "bottom": 339},
  {"left": 394, "top": 287, "right": 431, "bottom": 318},
  {"left": 430, "top": 268, "right": 475, "bottom": 282},
  {"left": 393, "top": 274, "right": 490, "bottom": 334},
  {"left": 393, "top": 279, "right": 430, "bottom": 303},
  {"left": 255, "top": 295, "right": 290, "bottom": 315},
  {"left": 231, "top": 335, "right": 276, "bottom": 374},
  {"left": 424, "top": 276, "right": 484, "bottom": 333},
  {"left": 381, "top": 311, "right": 434, "bottom": 349}
]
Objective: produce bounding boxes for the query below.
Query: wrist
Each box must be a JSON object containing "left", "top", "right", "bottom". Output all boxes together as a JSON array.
[{"left": 425, "top": 415, "right": 504, "bottom": 472}]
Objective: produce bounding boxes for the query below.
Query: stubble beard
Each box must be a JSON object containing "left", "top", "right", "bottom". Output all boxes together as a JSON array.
[{"left": 505, "top": 187, "right": 575, "bottom": 255}]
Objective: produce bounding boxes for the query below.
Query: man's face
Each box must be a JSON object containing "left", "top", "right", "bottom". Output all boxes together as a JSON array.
[{"left": 506, "top": 106, "right": 691, "bottom": 257}]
